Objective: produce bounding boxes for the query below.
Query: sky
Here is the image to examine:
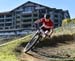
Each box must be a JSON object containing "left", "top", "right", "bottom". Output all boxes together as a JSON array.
[{"left": 0, "top": 0, "right": 74, "bottom": 18}]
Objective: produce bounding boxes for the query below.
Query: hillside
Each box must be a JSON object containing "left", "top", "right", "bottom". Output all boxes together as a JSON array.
[
  {"left": 0, "top": 26, "right": 75, "bottom": 61},
  {"left": 0, "top": 35, "right": 31, "bottom": 61},
  {"left": 19, "top": 27, "right": 75, "bottom": 61}
]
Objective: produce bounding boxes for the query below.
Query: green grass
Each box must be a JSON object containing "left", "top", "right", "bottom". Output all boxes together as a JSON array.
[{"left": 0, "top": 35, "right": 31, "bottom": 61}]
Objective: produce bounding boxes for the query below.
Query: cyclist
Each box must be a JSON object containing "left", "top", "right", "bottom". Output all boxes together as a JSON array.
[{"left": 34, "top": 14, "right": 54, "bottom": 38}]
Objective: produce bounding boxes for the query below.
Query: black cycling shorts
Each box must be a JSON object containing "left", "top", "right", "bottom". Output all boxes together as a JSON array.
[{"left": 41, "top": 27, "right": 50, "bottom": 32}]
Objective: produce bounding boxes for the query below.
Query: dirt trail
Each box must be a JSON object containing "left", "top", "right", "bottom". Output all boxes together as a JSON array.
[
  {"left": 20, "top": 42, "right": 75, "bottom": 61},
  {"left": 18, "top": 34, "right": 75, "bottom": 61}
]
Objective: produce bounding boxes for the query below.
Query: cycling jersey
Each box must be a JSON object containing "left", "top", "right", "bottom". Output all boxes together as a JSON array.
[{"left": 40, "top": 18, "right": 54, "bottom": 29}]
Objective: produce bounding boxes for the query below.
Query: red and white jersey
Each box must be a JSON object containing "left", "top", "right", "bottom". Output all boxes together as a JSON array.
[{"left": 40, "top": 18, "right": 54, "bottom": 29}]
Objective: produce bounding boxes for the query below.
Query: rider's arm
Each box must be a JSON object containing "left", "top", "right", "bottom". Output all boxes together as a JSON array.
[
  {"left": 34, "top": 18, "right": 43, "bottom": 24},
  {"left": 48, "top": 20, "right": 54, "bottom": 36},
  {"left": 48, "top": 26, "right": 54, "bottom": 37},
  {"left": 50, "top": 27, "right": 54, "bottom": 34}
]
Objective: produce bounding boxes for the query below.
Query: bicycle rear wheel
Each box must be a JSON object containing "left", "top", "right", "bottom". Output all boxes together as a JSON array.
[{"left": 23, "top": 33, "right": 40, "bottom": 53}]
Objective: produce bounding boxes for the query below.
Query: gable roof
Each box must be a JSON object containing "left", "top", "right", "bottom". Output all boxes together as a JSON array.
[{"left": 10, "top": 1, "right": 56, "bottom": 12}]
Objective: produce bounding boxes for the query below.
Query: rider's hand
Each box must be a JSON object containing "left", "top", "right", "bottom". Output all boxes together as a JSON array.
[{"left": 34, "top": 23, "right": 39, "bottom": 29}]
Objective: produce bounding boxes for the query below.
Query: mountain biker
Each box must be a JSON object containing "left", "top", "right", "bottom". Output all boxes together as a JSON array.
[{"left": 34, "top": 14, "right": 54, "bottom": 38}]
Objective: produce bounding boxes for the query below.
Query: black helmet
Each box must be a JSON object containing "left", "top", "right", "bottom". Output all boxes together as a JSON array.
[{"left": 44, "top": 14, "right": 50, "bottom": 19}]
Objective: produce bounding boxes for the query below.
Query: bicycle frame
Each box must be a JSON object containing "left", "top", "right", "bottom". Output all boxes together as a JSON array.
[{"left": 23, "top": 24, "right": 49, "bottom": 53}]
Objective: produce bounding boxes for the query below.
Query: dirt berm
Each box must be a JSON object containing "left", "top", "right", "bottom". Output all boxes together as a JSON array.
[{"left": 16, "top": 33, "right": 75, "bottom": 61}]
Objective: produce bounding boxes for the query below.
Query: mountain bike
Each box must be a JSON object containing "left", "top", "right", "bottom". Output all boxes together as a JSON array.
[{"left": 23, "top": 24, "right": 49, "bottom": 53}]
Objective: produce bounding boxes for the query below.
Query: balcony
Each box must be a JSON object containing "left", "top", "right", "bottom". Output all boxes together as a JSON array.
[
  {"left": 22, "top": 11, "right": 32, "bottom": 14},
  {"left": 21, "top": 22, "right": 31, "bottom": 24},
  {"left": 0, "top": 19, "right": 4, "bottom": 23},
  {"left": 0, "top": 15, "right": 4, "bottom": 19},
  {"left": 22, "top": 17, "right": 32, "bottom": 20},
  {"left": 5, "top": 23, "right": 12, "bottom": 26},
  {"left": 5, "top": 17, "right": 12, "bottom": 19},
  {"left": 0, "top": 17, "right": 4, "bottom": 19},
  {"left": 35, "top": 6, "right": 45, "bottom": 10},
  {"left": 0, "top": 24, "right": 4, "bottom": 27},
  {"left": 0, "top": 27, "right": 3, "bottom": 30}
]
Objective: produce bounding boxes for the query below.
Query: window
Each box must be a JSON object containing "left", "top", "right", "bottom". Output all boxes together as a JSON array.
[
  {"left": 39, "top": 14, "right": 44, "bottom": 18},
  {"left": 5, "top": 27, "right": 9, "bottom": 29},
  {"left": 0, "top": 27, "right": 3, "bottom": 30},
  {"left": 0, "top": 19, "right": 4, "bottom": 22},
  {"left": 16, "top": 21, "right": 20, "bottom": 23},
  {"left": 33, "top": 14, "right": 37, "bottom": 17},
  {"left": 10, "top": 26, "right": 14, "bottom": 29},
  {"left": 22, "top": 24, "right": 31, "bottom": 28},
  {"left": 40, "top": 9, "right": 46, "bottom": 13},
  {"left": 16, "top": 11, "right": 21, "bottom": 14},
  {"left": 0, "top": 24, "right": 4, "bottom": 26},
  {"left": 16, "top": 16, "right": 20, "bottom": 18},
  {"left": 16, "top": 25, "right": 20, "bottom": 28},
  {"left": 54, "top": 24, "right": 58, "bottom": 28},
  {"left": 5, "top": 23, "right": 12, "bottom": 26},
  {"left": 54, "top": 15, "right": 58, "bottom": 18},
  {"left": 22, "top": 19, "right": 31, "bottom": 22},
  {"left": 5, "top": 19, "right": 12, "bottom": 22},
  {"left": 6, "top": 14, "right": 12, "bottom": 17},
  {"left": 23, "top": 7, "right": 34, "bottom": 13},
  {"left": 22, "top": 14, "right": 31, "bottom": 17},
  {"left": 33, "top": 19, "right": 37, "bottom": 22},
  {"left": 54, "top": 19, "right": 58, "bottom": 23},
  {"left": 0, "top": 15, "right": 4, "bottom": 18}
]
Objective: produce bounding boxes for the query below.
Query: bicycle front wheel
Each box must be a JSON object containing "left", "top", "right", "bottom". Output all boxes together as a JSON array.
[{"left": 23, "top": 34, "right": 39, "bottom": 53}]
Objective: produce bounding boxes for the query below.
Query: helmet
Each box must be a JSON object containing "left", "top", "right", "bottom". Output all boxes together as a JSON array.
[{"left": 44, "top": 14, "right": 50, "bottom": 19}]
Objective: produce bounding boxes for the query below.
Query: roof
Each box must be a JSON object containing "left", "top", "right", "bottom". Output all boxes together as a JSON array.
[
  {"left": 10, "top": 1, "right": 57, "bottom": 12},
  {"left": 0, "top": 1, "right": 63, "bottom": 14},
  {"left": 0, "top": 11, "right": 10, "bottom": 15}
]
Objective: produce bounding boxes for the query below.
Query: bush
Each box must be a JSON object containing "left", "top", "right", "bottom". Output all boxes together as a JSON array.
[{"left": 62, "top": 18, "right": 71, "bottom": 26}]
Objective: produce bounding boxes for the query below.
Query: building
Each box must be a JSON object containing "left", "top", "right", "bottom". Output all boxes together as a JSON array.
[{"left": 0, "top": 1, "right": 70, "bottom": 36}]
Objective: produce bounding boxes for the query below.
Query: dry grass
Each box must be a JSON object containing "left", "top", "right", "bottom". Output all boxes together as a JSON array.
[{"left": 18, "top": 27, "right": 75, "bottom": 61}]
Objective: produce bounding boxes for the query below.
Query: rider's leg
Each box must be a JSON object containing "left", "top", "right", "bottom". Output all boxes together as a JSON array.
[
  {"left": 40, "top": 27, "right": 46, "bottom": 38},
  {"left": 47, "top": 29, "right": 53, "bottom": 37},
  {"left": 40, "top": 29, "right": 46, "bottom": 38}
]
